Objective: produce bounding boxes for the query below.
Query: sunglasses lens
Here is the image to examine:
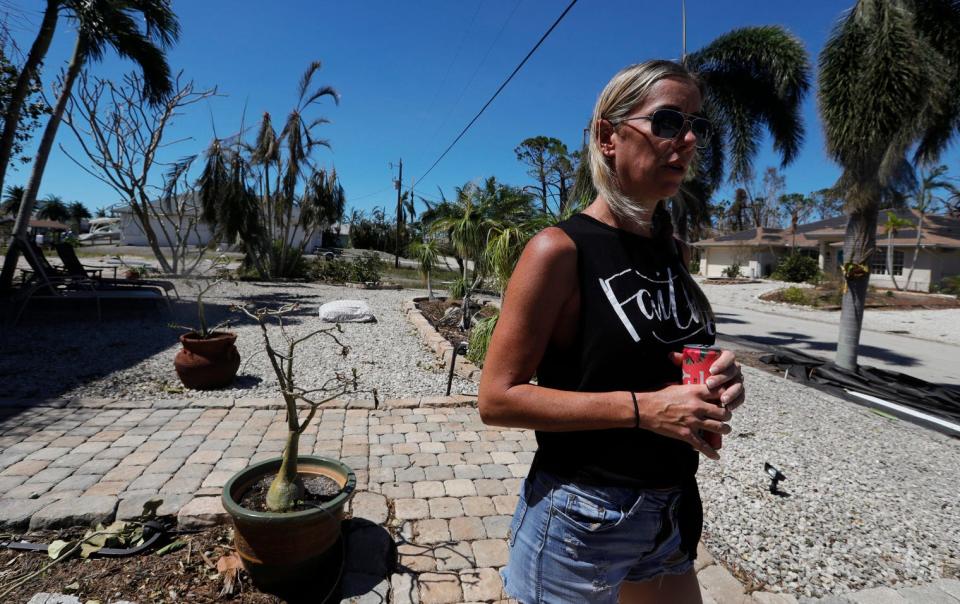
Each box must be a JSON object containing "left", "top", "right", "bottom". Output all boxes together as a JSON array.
[
  {"left": 692, "top": 119, "right": 712, "bottom": 144},
  {"left": 651, "top": 110, "right": 685, "bottom": 138}
]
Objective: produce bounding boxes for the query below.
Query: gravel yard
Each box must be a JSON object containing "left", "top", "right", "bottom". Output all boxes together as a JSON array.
[
  {"left": 699, "top": 365, "right": 960, "bottom": 598},
  {"left": 0, "top": 281, "right": 475, "bottom": 401}
]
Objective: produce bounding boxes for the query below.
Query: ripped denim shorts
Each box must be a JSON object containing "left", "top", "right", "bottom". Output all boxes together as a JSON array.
[{"left": 500, "top": 469, "right": 693, "bottom": 604}]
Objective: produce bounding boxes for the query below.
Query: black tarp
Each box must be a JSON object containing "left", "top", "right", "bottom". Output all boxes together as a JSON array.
[{"left": 758, "top": 348, "right": 960, "bottom": 433}]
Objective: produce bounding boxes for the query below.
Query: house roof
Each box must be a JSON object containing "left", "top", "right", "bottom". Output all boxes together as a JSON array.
[
  {"left": 29, "top": 218, "right": 69, "bottom": 230},
  {"left": 694, "top": 210, "right": 960, "bottom": 250}
]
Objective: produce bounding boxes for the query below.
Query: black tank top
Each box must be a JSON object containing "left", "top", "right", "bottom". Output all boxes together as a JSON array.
[{"left": 534, "top": 212, "right": 716, "bottom": 487}]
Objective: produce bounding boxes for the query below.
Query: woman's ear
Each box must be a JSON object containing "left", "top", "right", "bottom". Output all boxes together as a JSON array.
[{"left": 597, "top": 119, "right": 616, "bottom": 157}]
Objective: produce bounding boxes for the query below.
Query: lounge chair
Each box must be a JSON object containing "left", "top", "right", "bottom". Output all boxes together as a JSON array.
[
  {"left": 8, "top": 237, "right": 169, "bottom": 325},
  {"left": 55, "top": 243, "right": 180, "bottom": 301}
]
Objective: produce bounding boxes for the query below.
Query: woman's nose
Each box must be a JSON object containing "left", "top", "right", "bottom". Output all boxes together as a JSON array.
[{"left": 679, "top": 124, "right": 698, "bottom": 148}]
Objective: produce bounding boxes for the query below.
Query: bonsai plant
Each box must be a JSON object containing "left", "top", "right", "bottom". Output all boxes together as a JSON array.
[
  {"left": 172, "top": 279, "right": 240, "bottom": 389},
  {"left": 221, "top": 303, "right": 376, "bottom": 590}
]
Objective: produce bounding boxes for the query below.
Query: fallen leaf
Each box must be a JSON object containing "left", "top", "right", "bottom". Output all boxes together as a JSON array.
[
  {"left": 199, "top": 550, "right": 217, "bottom": 570},
  {"left": 156, "top": 540, "right": 186, "bottom": 555},
  {"left": 47, "top": 540, "right": 73, "bottom": 560},
  {"left": 216, "top": 552, "right": 243, "bottom": 597},
  {"left": 63, "top": 581, "right": 80, "bottom": 593}
]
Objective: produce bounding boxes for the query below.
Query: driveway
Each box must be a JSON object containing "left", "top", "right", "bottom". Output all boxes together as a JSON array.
[{"left": 701, "top": 280, "right": 960, "bottom": 388}]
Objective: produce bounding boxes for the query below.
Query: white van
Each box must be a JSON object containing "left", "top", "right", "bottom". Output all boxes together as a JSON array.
[{"left": 79, "top": 217, "right": 121, "bottom": 243}]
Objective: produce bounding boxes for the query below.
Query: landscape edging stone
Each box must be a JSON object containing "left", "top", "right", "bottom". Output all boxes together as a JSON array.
[{"left": 403, "top": 297, "right": 482, "bottom": 383}]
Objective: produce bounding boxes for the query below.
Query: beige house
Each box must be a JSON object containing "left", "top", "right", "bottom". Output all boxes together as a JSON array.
[{"left": 693, "top": 209, "right": 960, "bottom": 292}]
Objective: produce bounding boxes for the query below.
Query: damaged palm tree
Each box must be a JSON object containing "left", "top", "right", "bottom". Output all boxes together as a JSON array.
[{"left": 222, "top": 303, "right": 376, "bottom": 590}]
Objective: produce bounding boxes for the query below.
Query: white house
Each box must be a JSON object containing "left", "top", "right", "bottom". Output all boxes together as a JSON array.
[
  {"left": 117, "top": 195, "right": 349, "bottom": 251},
  {"left": 693, "top": 209, "right": 960, "bottom": 292}
]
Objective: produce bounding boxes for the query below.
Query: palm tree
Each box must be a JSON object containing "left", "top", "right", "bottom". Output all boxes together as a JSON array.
[
  {"left": 819, "top": 0, "right": 960, "bottom": 370},
  {"left": 67, "top": 200, "right": 91, "bottom": 234},
  {"left": 0, "top": 0, "right": 178, "bottom": 291},
  {"left": 426, "top": 177, "right": 534, "bottom": 285},
  {"left": 0, "top": 0, "right": 58, "bottom": 198},
  {"left": 569, "top": 26, "right": 811, "bottom": 241},
  {"left": 903, "top": 165, "right": 958, "bottom": 290},
  {"left": 1, "top": 185, "right": 24, "bottom": 217},
  {"left": 410, "top": 238, "right": 439, "bottom": 300},
  {"left": 36, "top": 194, "right": 69, "bottom": 222},
  {"left": 881, "top": 210, "right": 912, "bottom": 290},
  {"left": 199, "top": 61, "right": 339, "bottom": 279}
]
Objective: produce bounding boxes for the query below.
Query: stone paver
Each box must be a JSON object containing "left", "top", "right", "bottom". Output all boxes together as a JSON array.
[
  {"left": 177, "top": 496, "right": 227, "bottom": 529},
  {"left": 0, "top": 497, "right": 57, "bottom": 530},
  {"left": 350, "top": 491, "right": 389, "bottom": 524},
  {"left": 4, "top": 397, "right": 954, "bottom": 604},
  {"left": 847, "top": 587, "right": 907, "bottom": 603},
  {"left": 116, "top": 493, "right": 192, "bottom": 520},
  {"left": 29, "top": 496, "right": 117, "bottom": 530},
  {"left": 418, "top": 572, "right": 462, "bottom": 604}
]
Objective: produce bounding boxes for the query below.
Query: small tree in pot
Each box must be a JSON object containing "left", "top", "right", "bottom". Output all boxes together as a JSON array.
[
  {"left": 172, "top": 279, "right": 240, "bottom": 389},
  {"left": 222, "top": 303, "right": 376, "bottom": 590}
]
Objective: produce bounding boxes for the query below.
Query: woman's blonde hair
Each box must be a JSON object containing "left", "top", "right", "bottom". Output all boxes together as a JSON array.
[{"left": 588, "top": 60, "right": 703, "bottom": 226}]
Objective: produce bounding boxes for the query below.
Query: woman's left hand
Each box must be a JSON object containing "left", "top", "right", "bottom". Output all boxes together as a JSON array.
[
  {"left": 669, "top": 349, "right": 745, "bottom": 411},
  {"left": 704, "top": 350, "right": 745, "bottom": 411}
]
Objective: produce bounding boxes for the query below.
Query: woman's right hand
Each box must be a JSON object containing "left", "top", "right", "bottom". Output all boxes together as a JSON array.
[{"left": 638, "top": 384, "right": 732, "bottom": 460}]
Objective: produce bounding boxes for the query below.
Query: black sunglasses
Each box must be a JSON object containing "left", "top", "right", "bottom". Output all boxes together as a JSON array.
[{"left": 614, "top": 109, "right": 712, "bottom": 149}]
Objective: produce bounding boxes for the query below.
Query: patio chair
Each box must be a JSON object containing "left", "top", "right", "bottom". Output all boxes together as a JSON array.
[
  {"left": 55, "top": 243, "right": 180, "bottom": 301},
  {"left": 8, "top": 236, "right": 169, "bottom": 325}
]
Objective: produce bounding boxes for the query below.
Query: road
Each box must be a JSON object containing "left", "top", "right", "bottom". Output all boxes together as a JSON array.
[{"left": 712, "top": 302, "right": 960, "bottom": 389}]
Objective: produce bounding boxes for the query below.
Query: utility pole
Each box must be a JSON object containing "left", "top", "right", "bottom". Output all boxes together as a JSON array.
[
  {"left": 681, "top": 0, "right": 687, "bottom": 65},
  {"left": 394, "top": 158, "right": 403, "bottom": 269}
]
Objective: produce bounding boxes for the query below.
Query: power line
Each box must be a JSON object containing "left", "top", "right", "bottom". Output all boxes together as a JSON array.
[
  {"left": 421, "top": 0, "right": 486, "bottom": 131},
  {"left": 427, "top": 0, "right": 523, "bottom": 146},
  {"left": 349, "top": 186, "right": 393, "bottom": 203},
  {"left": 416, "top": 0, "right": 579, "bottom": 185}
]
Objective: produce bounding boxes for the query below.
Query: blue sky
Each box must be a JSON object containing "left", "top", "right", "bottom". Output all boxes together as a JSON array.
[{"left": 3, "top": 0, "right": 959, "bottom": 216}]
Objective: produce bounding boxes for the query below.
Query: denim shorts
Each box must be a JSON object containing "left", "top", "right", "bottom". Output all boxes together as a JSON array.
[{"left": 500, "top": 469, "right": 694, "bottom": 604}]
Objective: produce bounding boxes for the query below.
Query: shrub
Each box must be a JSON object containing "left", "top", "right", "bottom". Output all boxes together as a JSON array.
[
  {"left": 781, "top": 286, "right": 810, "bottom": 305},
  {"left": 935, "top": 275, "right": 960, "bottom": 296},
  {"left": 448, "top": 277, "right": 467, "bottom": 300},
  {"left": 467, "top": 311, "right": 499, "bottom": 367},
  {"left": 721, "top": 263, "right": 741, "bottom": 279},
  {"left": 772, "top": 254, "right": 820, "bottom": 283},
  {"left": 689, "top": 259, "right": 700, "bottom": 274},
  {"left": 350, "top": 252, "right": 383, "bottom": 285},
  {"left": 310, "top": 252, "right": 382, "bottom": 285},
  {"left": 310, "top": 257, "right": 352, "bottom": 283}
]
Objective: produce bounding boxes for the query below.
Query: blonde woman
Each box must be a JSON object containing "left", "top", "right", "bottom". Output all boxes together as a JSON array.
[{"left": 478, "top": 60, "right": 745, "bottom": 604}]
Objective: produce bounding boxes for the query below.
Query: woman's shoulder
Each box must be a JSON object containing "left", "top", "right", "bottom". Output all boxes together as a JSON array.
[{"left": 525, "top": 226, "right": 577, "bottom": 264}]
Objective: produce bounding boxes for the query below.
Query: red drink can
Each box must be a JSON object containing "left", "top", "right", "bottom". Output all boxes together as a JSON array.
[{"left": 681, "top": 345, "right": 723, "bottom": 450}]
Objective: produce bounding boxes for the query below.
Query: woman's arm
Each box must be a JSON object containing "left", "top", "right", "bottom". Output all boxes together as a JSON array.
[{"left": 477, "top": 228, "right": 731, "bottom": 459}]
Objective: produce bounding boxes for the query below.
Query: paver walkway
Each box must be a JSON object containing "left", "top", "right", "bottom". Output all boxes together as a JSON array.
[{"left": 1, "top": 397, "right": 957, "bottom": 604}]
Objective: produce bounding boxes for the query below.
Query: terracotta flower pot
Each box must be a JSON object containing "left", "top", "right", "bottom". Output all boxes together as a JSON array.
[
  {"left": 221, "top": 456, "right": 356, "bottom": 590},
  {"left": 173, "top": 331, "right": 240, "bottom": 389},
  {"left": 123, "top": 269, "right": 139, "bottom": 280}
]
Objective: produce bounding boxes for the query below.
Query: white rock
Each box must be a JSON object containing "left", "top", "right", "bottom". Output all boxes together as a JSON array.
[{"left": 319, "top": 299, "right": 377, "bottom": 323}]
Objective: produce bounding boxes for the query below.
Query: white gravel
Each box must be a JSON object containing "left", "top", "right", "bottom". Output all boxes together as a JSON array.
[
  {"left": 0, "top": 281, "right": 475, "bottom": 401},
  {"left": 698, "top": 278, "right": 960, "bottom": 347},
  {"left": 699, "top": 365, "right": 960, "bottom": 599}
]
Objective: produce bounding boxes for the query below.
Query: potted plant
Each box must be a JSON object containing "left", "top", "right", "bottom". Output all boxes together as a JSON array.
[
  {"left": 221, "top": 303, "right": 376, "bottom": 590},
  {"left": 172, "top": 280, "right": 240, "bottom": 389}
]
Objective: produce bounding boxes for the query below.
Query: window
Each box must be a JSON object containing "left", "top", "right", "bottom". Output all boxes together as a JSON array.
[{"left": 872, "top": 250, "right": 903, "bottom": 276}]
